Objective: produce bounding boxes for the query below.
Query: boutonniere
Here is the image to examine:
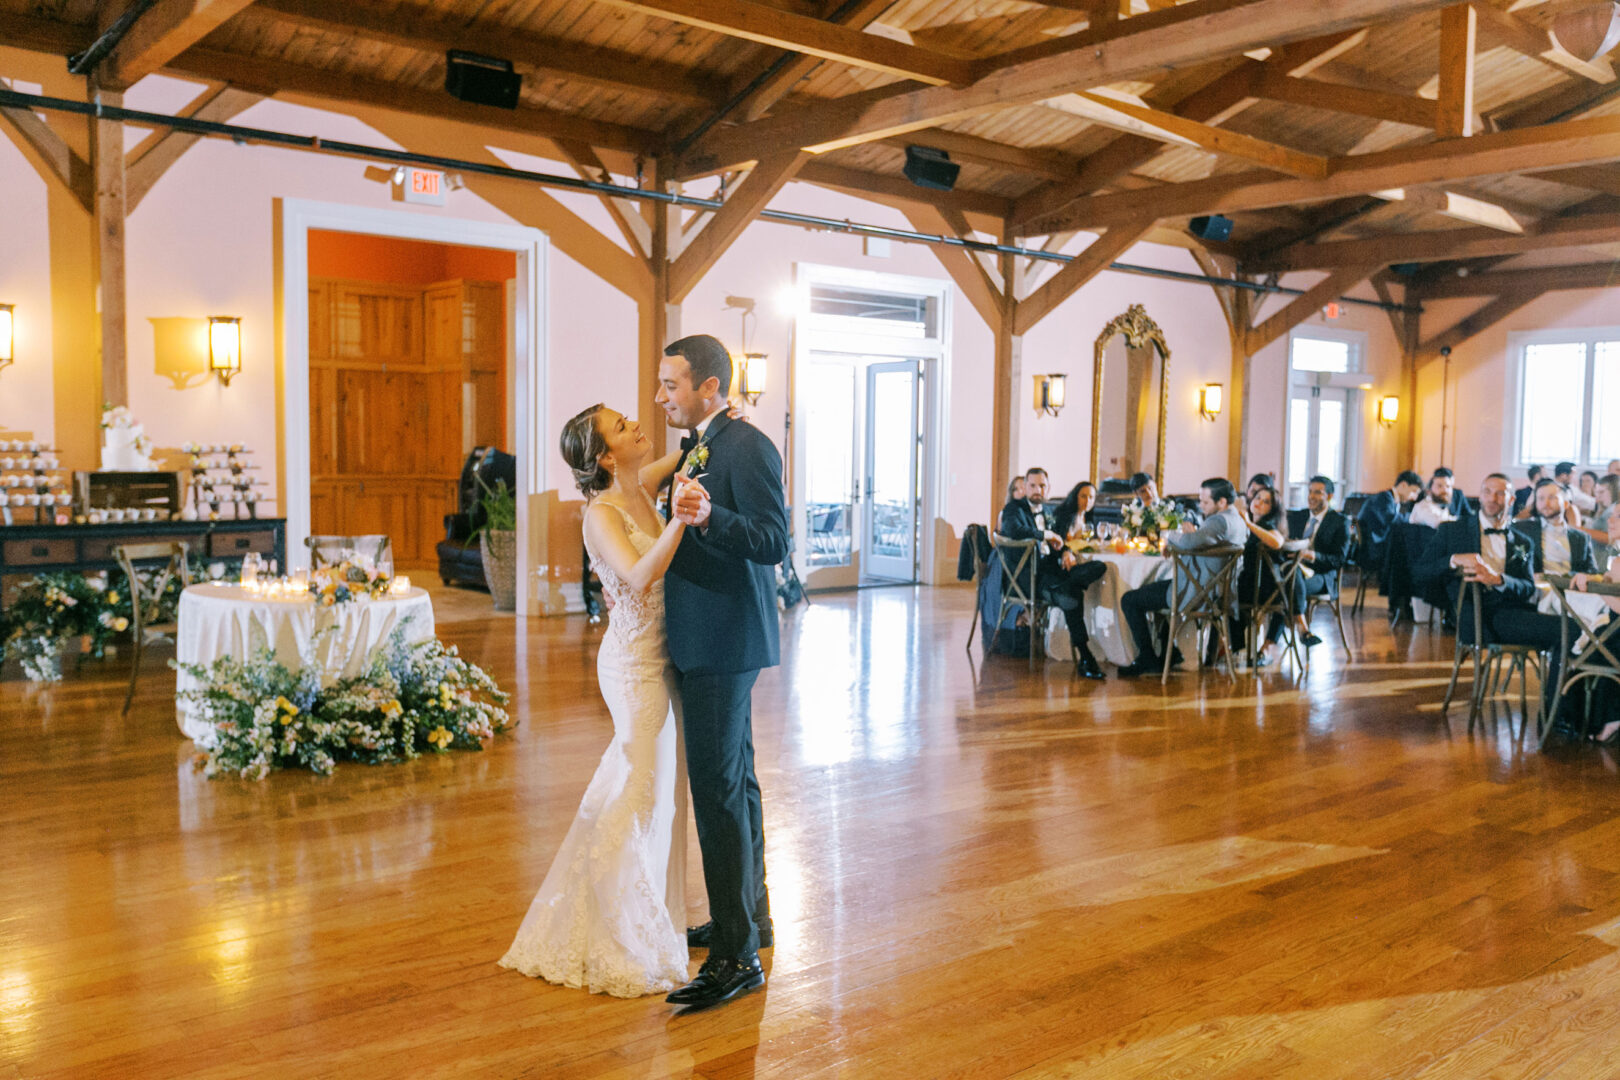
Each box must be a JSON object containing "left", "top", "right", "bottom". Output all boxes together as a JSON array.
[{"left": 682, "top": 440, "right": 710, "bottom": 478}]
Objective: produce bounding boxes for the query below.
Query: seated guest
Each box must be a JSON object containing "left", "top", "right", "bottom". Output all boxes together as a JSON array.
[
  {"left": 1572, "top": 556, "right": 1620, "bottom": 739},
  {"left": 1410, "top": 468, "right": 1459, "bottom": 529},
  {"left": 1415, "top": 474, "right": 1563, "bottom": 680},
  {"left": 1000, "top": 473, "right": 1108, "bottom": 680},
  {"left": 1580, "top": 471, "right": 1601, "bottom": 521},
  {"left": 1130, "top": 471, "right": 1159, "bottom": 506},
  {"left": 1357, "top": 469, "right": 1422, "bottom": 566},
  {"left": 1006, "top": 476, "right": 1026, "bottom": 506},
  {"left": 1575, "top": 475, "right": 1620, "bottom": 566},
  {"left": 1518, "top": 479, "right": 1599, "bottom": 577},
  {"left": 1050, "top": 480, "right": 1100, "bottom": 541},
  {"left": 1556, "top": 461, "right": 1598, "bottom": 515},
  {"left": 1233, "top": 482, "right": 1309, "bottom": 666},
  {"left": 1610, "top": 459, "right": 1620, "bottom": 478},
  {"left": 1286, "top": 475, "right": 1351, "bottom": 648},
  {"left": 1513, "top": 464, "right": 1543, "bottom": 518},
  {"left": 1246, "top": 473, "right": 1277, "bottom": 505},
  {"left": 1117, "top": 477, "right": 1247, "bottom": 677}
]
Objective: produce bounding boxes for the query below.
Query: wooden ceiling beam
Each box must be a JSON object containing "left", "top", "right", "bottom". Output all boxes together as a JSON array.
[
  {"left": 899, "top": 206, "right": 1003, "bottom": 328},
  {"left": 0, "top": 94, "right": 93, "bottom": 212},
  {"left": 1248, "top": 69, "right": 1435, "bottom": 128},
  {"left": 669, "top": 148, "right": 808, "bottom": 303},
  {"left": 1037, "top": 114, "right": 1620, "bottom": 233},
  {"left": 1534, "top": 164, "right": 1620, "bottom": 196},
  {"left": 1246, "top": 210, "right": 1620, "bottom": 271},
  {"left": 729, "top": 0, "right": 897, "bottom": 122},
  {"left": 126, "top": 84, "right": 263, "bottom": 211},
  {"left": 796, "top": 160, "right": 1013, "bottom": 221},
  {"left": 164, "top": 47, "right": 662, "bottom": 154},
  {"left": 880, "top": 130, "right": 1078, "bottom": 181},
  {"left": 1469, "top": 0, "right": 1616, "bottom": 84},
  {"left": 100, "top": 0, "right": 264, "bottom": 90},
  {"left": 0, "top": 11, "right": 93, "bottom": 54},
  {"left": 684, "top": 0, "right": 1453, "bottom": 175},
  {"left": 1411, "top": 260, "right": 1620, "bottom": 297},
  {"left": 1245, "top": 263, "right": 1380, "bottom": 354},
  {"left": 1437, "top": 4, "right": 1478, "bottom": 137},
  {"left": 1013, "top": 222, "right": 1150, "bottom": 335},
  {"left": 255, "top": 0, "right": 726, "bottom": 109},
  {"left": 589, "top": 0, "right": 976, "bottom": 85},
  {"left": 1415, "top": 286, "right": 1547, "bottom": 360}
]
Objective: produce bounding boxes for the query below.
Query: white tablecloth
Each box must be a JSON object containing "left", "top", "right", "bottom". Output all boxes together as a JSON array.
[
  {"left": 1538, "top": 584, "right": 1614, "bottom": 651},
  {"left": 174, "top": 584, "right": 435, "bottom": 742},
  {"left": 1045, "top": 552, "right": 1171, "bottom": 667}
]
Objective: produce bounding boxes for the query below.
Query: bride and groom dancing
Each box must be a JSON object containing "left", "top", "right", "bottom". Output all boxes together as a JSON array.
[{"left": 497, "top": 333, "right": 786, "bottom": 1009}]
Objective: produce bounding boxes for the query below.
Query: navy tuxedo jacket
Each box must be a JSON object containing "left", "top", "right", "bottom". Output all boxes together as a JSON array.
[
  {"left": 1285, "top": 507, "right": 1349, "bottom": 577},
  {"left": 665, "top": 412, "right": 788, "bottom": 675},
  {"left": 1414, "top": 511, "right": 1537, "bottom": 613},
  {"left": 1515, "top": 517, "right": 1599, "bottom": 576},
  {"left": 1356, "top": 491, "right": 1403, "bottom": 561}
]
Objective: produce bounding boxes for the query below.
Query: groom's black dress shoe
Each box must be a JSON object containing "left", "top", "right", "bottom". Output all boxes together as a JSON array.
[
  {"left": 666, "top": 952, "right": 765, "bottom": 1008},
  {"left": 686, "top": 919, "right": 773, "bottom": 949}
]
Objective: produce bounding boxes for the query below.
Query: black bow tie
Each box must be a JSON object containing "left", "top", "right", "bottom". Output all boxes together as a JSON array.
[
  {"left": 679, "top": 433, "right": 697, "bottom": 452},
  {"left": 1483, "top": 527, "right": 1509, "bottom": 536}
]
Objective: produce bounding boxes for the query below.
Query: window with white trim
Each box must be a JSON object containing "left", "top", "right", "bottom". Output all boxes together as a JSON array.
[{"left": 1510, "top": 331, "right": 1620, "bottom": 468}]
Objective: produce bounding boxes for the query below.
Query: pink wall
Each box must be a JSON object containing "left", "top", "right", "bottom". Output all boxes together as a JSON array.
[{"left": 0, "top": 129, "right": 54, "bottom": 442}]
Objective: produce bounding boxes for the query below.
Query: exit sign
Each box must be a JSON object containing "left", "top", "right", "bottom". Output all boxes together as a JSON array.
[{"left": 402, "top": 167, "right": 446, "bottom": 205}]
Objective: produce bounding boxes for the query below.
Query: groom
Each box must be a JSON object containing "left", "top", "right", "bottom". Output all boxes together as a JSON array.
[{"left": 659, "top": 333, "right": 788, "bottom": 1009}]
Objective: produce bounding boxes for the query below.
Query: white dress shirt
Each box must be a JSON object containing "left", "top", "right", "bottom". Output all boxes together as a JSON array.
[
  {"left": 1562, "top": 482, "right": 1597, "bottom": 514},
  {"left": 1540, "top": 519, "right": 1573, "bottom": 575},
  {"left": 1409, "top": 497, "right": 1454, "bottom": 529},
  {"left": 1477, "top": 511, "right": 1511, "bottom": 576}
]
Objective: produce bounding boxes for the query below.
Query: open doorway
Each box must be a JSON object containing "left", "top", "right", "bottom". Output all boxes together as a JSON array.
[{"left": 306, "top": 230, "right": 516, "bottom": 571}]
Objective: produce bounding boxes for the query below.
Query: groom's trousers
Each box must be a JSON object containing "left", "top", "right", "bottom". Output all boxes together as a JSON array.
[{"left": 673, "top": 667, "right": 770, "bottom": 957}]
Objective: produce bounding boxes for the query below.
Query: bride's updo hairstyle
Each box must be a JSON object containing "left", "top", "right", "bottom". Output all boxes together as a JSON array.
[{"left": 560, "top": 404, "right": 612, "bottom": 498}]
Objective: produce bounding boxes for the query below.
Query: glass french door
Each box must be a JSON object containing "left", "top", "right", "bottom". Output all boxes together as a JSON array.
[
  {"left": 801, "top": 355, "right": 921, "bottom": 586},
  {"left": 1286, "top": 385, "right": 1348, "bottom": 508},
  {"left": 863, "top": 361, "right": 920, "bottom": 582}
]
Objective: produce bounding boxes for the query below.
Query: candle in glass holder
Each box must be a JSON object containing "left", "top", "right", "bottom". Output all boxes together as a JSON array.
[{"left": 389, "top": 575, "right": 411, "bottom": 597}]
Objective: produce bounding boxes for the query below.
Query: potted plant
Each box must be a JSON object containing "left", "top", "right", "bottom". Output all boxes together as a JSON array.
[{"left": 471, "top": 477, "right": 517, "bottom": 611}]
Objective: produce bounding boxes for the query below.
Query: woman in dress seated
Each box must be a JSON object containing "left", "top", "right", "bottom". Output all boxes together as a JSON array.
[{"left": 1233, "top": 483, "right": 1312, "bottom": 666}]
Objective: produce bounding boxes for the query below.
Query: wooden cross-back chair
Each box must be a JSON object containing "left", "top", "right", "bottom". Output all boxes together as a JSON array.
[
  {"left": 1161, "top": 544, "right": 1243, "bottom": 684},
  {"left": 114, "top": 541, "right": 192, "bottom": 716},
  {"left": 1439, "top": 576, "right": 1546, "bottom": 744},
  {"left": 306, "top": 534, "right": 392, "bottom": 573},
  {"left": 1242, "top": 546, "right": 1304, "bottom": 674},
  {"left": 988, "top": 534, "right": 1047, "bottom": 665},
  {"left": 1543, "top": 575, "right": 1620, "bottom": 749}
]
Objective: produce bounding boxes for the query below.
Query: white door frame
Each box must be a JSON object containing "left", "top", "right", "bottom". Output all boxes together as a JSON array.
[
  {"left": 275, "top": 198, "right": 549, "bottom": 614},
  {"left": 788, "top": 263, "right": 952, "bottom": 587},
  {"left": 1282, "top": 325, "right": 1367, "bottom": 507}
]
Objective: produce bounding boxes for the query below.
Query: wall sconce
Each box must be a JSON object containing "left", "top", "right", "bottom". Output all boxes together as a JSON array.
[
  {"left": 0, "top": 303, "right": 13, "bottom": 374},
  {"left": 1198, "top": 383, "right": 1223, "bottom": 421},
  {"left": 737, "top": 351, "right": 766, "bottom": 405},
  {"left": 1378, "top": 395, "right": 1400, "bottom": 427},
  {"left": 1034, "top": 373, "right": 1066, "bottom": 417},
  {"left": 208, "top": 316, "right": 242, "bottom": 385}
]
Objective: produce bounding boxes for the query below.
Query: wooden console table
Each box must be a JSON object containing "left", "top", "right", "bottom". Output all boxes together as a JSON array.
[{"left": 0, "top": 518, "right": 286, "bottom": 613}]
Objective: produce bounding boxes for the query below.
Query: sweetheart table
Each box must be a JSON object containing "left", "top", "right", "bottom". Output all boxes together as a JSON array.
[{"left": 174, "top": 583, "right": 435, "bottom": 742}]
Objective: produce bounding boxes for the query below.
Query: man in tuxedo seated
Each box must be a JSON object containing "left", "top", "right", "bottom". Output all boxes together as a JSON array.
[
  {"left": 1286, "top": 475, "right": 1351, "bottom": 648},
  {"left": 999, "top": 467, "right": 1108, "bottom": 679},
  {"left": 1357, "top": 469, "right": 1421, "bottom": 570},
  {"left": 1519, "top": 479, "right": 1599, "bottom": 578},
  {"left": 1513, "top": 464, "right": 1543, "bottom": 518},
  {"left": 1117, "top": 477, "right": 1247, "bottom": 677},
  {"left": 1416, "top": 473, "right": 1562, "bottom": 678},
  {"left": 1410, "top": 468, "right": 1460, "bottom": 529},
  {"left": 1556, "top": 461, "right": 1599, "bottom": 516}
]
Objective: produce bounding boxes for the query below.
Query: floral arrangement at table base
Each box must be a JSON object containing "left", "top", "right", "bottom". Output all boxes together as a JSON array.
[
  {"left": 2, "top": 558, "right": 246, "bottom": 683},
  {"left": 1121, "top": 497, "right": 1184, "bottom": 540},
  {"left": 172, "top": 621, "right": 513, "bottom": 780}
]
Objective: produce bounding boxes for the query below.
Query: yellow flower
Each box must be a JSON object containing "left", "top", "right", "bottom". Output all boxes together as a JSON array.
[
  {"left": 107, "top": 591, "right": 120, "bottom": 604},
  {"left": 112, "top": 617, "right": 129, "bottom": 632},
  {"left": 427, "top": 726, "right": 452, "bottom": 749},
  {"left": 381, "top": 699, "right": 403, "bottom": 719},
  {"left": 275, "top": 695, "right": 299, "bottom": 718}
]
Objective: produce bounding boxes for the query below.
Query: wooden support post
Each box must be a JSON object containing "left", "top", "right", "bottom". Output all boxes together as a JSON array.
[
  {"left": 646, "top": 168, "right": 678, "bottom": 458},
  {"left": 90, "top": 82, "right": 128, "bottom": 408},
  {"left": 1228, "top": 286, "right": 1251, "bottom": 484},
  {"left": 991, "top": 222, "right": 1022, "bottom": 522}
]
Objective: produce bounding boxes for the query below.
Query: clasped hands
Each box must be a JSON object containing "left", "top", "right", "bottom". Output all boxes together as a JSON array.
[
  {"left": 1451, "top": 552, "right": 1504, "bottom": 587},
  {"left": 672, "top": 475, "right": 711, "bottom": 528}
]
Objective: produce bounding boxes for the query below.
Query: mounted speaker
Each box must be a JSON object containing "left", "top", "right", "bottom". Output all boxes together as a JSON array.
[
  {"left": 1390, "top": 262, "right": 1421, "bottom": 277},
  {"left": 903, "top": 146, "right": 960, "bottom": 192},
  {"left": 446, "top": 51, "right": 522, "bottom": 110},
  {"left": 1188, "top": 214, "right": 1233, "bottom": 242}
]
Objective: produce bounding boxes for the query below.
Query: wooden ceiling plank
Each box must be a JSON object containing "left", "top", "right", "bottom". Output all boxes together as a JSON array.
[
  {"left": 255, "top": 0, "right": 724, "bottom": 109},
  {"left": 1437, "top": 4, "right": 1477, "bottom": 137},
  {"left": 0, "top": 11, "right": 94, "bottom": 54},
  {"left": 732, "top": 0, "right": 896, "bottom": 122},
  {"left": 589, "top": 0, "right": 976, "bottom": 85},
  {"left": 669, "top": 147, "right": 809, "bottom": 302},
  {"left": 1248, "top": 70, "right": 1436, "bottom": 129},
  {"left": 1039, "top": 114, "right": 1620, "bottom": 233},
  {"left": 686, "top": 0, "right": 1450, "bottom": 175},
  {"left": 1013, "top": 222, "right": 1150, "bottom": 334},
  {"left": 1535, "top": 164, "right": 1620, "bottom": 196},
  {"left": 102, "top": 0, "right": 264, "bottom": 89},
  {"left": 1247, "top": 210, "right": 1620, "bottom": 271},
  {"left": 164, "top": 47, "right": 662, "bottom": 154},
  {"left": 1244, "top": 263, "right": 1380, "bottom": 354},
  {"left": 1469, "top": 0, "right": 1616, "bottom": 84}
]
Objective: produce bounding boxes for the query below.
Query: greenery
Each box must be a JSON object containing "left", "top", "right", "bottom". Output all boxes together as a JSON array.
[
  {"left": 471, "top": 476, "right": 517, "bottom": 540},
  {"left": 173, "top": 620, "right": 513, "bottom": 781},
  {"left": 1, "top": 557, "right": 244, "bottom": 683}
]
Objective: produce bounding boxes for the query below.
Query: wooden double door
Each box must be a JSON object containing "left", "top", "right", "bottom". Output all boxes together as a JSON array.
[{"left": 309, "top": 277, "right": 506, "bottom": 568}]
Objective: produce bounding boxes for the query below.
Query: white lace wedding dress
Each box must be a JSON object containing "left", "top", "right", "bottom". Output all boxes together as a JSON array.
[{"left": 498, "top": 500, "right": 690, "bottom": 998}]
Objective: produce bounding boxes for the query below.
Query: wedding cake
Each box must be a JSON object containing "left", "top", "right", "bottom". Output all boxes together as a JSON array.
[{"left": 100, "top": 406, "right": 155, "bottom": 471}]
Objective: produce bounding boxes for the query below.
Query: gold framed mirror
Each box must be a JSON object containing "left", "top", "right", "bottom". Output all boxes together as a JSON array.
[{"left": 1091, "top": 304, "right": 1170, "bottom": 490}]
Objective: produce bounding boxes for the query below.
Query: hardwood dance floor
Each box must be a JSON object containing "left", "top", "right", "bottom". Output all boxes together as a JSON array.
[{"left": 7, "top": 584, "right": 1620, "bottom": 1078}]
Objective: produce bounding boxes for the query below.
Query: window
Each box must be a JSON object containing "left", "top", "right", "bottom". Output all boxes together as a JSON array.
[
  {"left": 1289, "top": 336, "right": 1352, "bottom": 373},
  {"left": 1511, "top": 332, "right": 1620, "bottom": 467}
]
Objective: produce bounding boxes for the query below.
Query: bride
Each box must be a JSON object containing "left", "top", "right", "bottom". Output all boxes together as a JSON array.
[{"left": 498, "top": 403, "right": 699, "bottom": 997}]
